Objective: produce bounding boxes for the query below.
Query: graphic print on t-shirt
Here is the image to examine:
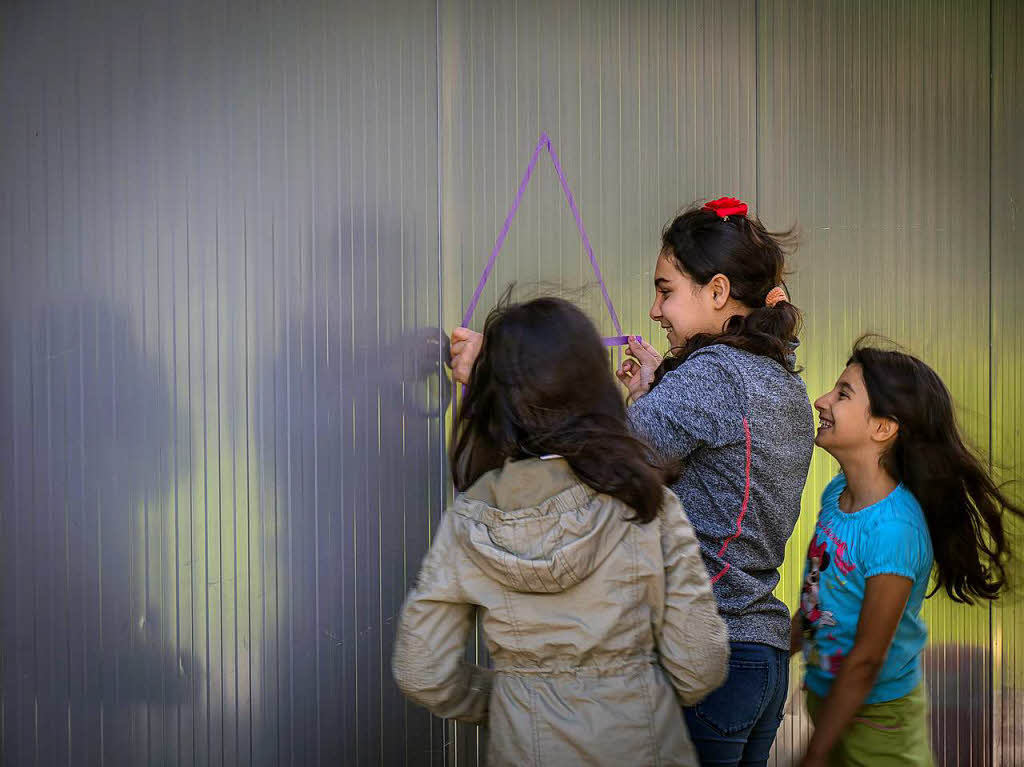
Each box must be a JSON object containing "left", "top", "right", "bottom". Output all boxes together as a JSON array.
[{"left": 800, "top": 533, "right": 853, "bottom": 675}]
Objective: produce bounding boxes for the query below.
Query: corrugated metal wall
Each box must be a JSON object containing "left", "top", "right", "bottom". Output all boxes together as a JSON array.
[
  {"left": 0, "top": 1, "right": 445, "bottom": 764},
  {"left": 993, "top": 2, "right": 1023, "bottom": 765},
  {"left": 1, "top": 1, "right": 1019, "bottom": 765},
  {"left": 760, "top": 1, "right": 994, "bottom": 763}
]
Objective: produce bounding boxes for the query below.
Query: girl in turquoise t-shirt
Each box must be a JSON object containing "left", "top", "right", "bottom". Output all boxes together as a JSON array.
[{"left": 792, "top": 338, "right": 1023, "bottom": 767}]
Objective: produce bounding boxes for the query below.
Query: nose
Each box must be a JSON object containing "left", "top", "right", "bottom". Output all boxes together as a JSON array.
[
  {"left": 813, "top": 391, "right": 831, "bottom": 413},
  {"left": 649, "top": 294, "right": 661, "bottom": 322}
]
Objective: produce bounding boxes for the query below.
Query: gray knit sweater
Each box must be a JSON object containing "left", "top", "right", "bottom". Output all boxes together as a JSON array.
[{"left": 628, "top": 344, "right": 814, "bottom": 651}]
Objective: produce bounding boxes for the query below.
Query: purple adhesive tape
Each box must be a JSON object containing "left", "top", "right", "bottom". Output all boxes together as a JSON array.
[
  {"left": 602, "top": 335, "right": 640, "bottom": 347},
  {"left": 458, "top": 133, "right": 634, "bottom": 404},
  {"left": 462, "top": 133, "right": 623, "bottom": 336}
]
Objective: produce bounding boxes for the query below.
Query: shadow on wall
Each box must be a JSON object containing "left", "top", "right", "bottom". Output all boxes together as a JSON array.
[
  {"left": 924, "top": 642, "right": 992, "bottom": 766},
  {"left": 250, "top": 209, "right": 450, "bottom": 767},
  {"left": 0, "top": 297, "right": 197, "bottom": 766}
]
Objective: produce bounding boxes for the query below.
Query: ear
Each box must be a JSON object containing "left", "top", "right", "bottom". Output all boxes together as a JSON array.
[
  {"left": 707, "top": 273, "right": 732, "bottom": 309},
  {"left": 870, "top": 416, "right": 899, "bottom": 444}
]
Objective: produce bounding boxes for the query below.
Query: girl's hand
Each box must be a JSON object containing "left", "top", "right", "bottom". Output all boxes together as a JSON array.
[
  {"left": 790, "top": 611, "right": 804, "bottom": 657},
  {"left": 616, "top": 336, "right": 662, "bottom": 403},
  {"left": 450, "top": 327, "right": 483, "bottom": 385}
]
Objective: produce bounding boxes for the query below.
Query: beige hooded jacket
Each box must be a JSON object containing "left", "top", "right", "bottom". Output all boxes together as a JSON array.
[{"left": 393, "top": 457, "right": 729, "bottom": 766}]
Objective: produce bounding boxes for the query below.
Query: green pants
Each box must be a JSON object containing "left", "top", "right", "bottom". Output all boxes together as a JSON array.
[{"left": 805, "top": 684, "right": 934, "bottom": 766}]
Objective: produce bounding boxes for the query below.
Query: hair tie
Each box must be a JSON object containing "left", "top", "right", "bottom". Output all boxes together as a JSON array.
[
  {"left": 702, "top": 196, "right": 748, "bottom": 219},
  {"left": 764, "top": 286, "right": 788, "bottom": 308}
]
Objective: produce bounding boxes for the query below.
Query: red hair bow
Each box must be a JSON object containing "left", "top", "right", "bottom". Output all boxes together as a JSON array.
[{"left": 703, "top": 197, "right": 748, "bottom": 218}]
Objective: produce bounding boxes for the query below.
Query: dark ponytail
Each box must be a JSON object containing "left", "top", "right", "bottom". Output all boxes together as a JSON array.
[
  {"left": 655, "top": 203, "right": 802, "bottom": 385},
  {"left": 852, "top": 337, "right": 1023, "bottom": 604}
]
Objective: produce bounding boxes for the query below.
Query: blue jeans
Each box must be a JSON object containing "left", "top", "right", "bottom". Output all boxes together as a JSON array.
[{"left": 684, "top": 641, "right": 789, "bottom": 767}]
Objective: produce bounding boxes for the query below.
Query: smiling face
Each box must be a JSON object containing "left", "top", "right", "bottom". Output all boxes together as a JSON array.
[
  {"left": 649, "top": 251, "right": 726, "bottom": 349},
  {"left": 814, "top": 363, "right": 898, "bottom": 459}
]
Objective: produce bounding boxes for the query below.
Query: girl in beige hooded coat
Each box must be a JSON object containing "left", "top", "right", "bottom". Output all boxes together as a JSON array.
[{"left": 393, "top": 297, "right": 729, "bottom": 766}]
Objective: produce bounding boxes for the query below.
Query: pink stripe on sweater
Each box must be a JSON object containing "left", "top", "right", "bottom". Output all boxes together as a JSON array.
[
  {"left": 710, "top": 562, "right": 731, "bottom": 585},
  {"left": 710, "top": 416, "right": 752, "bottom": 584}
]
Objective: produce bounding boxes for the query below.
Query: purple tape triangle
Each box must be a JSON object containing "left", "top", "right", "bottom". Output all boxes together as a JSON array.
[{"left": 461, "top": 133, "right": 624, "bottom": 340}]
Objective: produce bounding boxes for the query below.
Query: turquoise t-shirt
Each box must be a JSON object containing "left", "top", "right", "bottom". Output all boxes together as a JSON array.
[{"left": 800, "top": 474, "right": 934, "bottom": 704}]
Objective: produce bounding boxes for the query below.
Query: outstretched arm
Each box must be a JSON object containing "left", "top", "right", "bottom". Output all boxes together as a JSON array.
[{"left": 392, "top": 512, "right": 492, "bottom": 723}]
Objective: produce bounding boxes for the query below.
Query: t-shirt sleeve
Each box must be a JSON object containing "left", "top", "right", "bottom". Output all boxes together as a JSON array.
[
  {"left": 821, "top": 474, "right": 846, "bottom": 507},
  {"left": 861, "top": 519, "right": 931, "bottom": 580},
  {"left": 627, "top": 351, "right": 746, "bottom": 462}
]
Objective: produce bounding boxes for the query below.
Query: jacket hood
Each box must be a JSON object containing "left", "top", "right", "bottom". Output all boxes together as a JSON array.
[{"left": 451, "top": 457, "right": 633, "bottom": 594}]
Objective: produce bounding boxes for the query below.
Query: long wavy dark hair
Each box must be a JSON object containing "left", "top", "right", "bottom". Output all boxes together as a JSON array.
[
  {"left": 450, "top": 293, "right": 678, "bottom": 523},
  {"left": 655, "top": 203, "right": 801, "bottom": 385},
  {"left": 851, "top": 337, "right": 1022, "bottom": 603}
]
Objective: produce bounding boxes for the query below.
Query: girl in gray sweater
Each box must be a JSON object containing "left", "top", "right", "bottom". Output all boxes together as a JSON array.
[{"left": 617, "top": 198, "right": 814, "bottom": 766}]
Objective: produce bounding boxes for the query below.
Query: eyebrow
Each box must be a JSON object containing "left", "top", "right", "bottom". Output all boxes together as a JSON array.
[
  {"left": 838, "top": 381, "right": 854, "bottom": 394},
  {"left": 654, "top": 277, "right": 672, "bottom": 287}
]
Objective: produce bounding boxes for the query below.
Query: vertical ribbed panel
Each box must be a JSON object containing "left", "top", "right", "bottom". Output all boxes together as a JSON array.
[
  {"left": 0, "top": 1, "right": 444, "bottom": 765},
  {"left": 759, "top": 2, "right": 992, "bottom": 764},
  {"left": 438, "top": 0, "right": 756, "bottom": 349},
  {"left": 992, "top": 1, "right": 1023, "bottom": 764},
  {"left": 761, "top": 2, "right": 991, "bottom": 761}
]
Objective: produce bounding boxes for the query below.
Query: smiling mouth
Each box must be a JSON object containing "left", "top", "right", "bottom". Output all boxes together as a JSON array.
[{"left": 818, "top": 417, "right": 834, "bottom": 430}]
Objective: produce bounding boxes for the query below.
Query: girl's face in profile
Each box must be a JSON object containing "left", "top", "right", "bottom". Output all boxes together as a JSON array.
[
  {"left": 648, "top": 252, "right": 720, "bottom": 349},
  {"left": 813, "top": 363, "right": 876, "bottom": 455}
]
